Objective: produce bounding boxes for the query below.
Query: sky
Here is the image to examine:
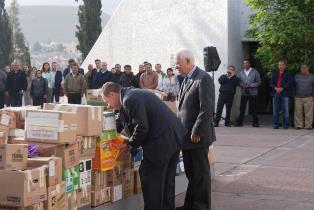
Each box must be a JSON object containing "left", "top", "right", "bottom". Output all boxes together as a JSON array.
[{"left": 5, "top": 0, "right": 121, "bottom": 15}]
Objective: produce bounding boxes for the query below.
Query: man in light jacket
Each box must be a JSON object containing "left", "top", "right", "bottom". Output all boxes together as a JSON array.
[{"left": 236, "top": 59, "right": 261, "bottom": 127}]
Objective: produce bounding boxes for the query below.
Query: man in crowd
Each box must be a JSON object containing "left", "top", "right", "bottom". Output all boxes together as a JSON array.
[
  {"left": 136, "top": 64, "right": 145, "bottom": 81},
  {"left": 64, "top": 63, "right": 87, "bottom": 104},
  {"left": 90, "top": 59, "right": 102, "bottom": 88},
  {"left": 0, "top": 67, "right": 7, "bottom": 108},
  {"left": 51, "top": 62, "right": 63, "bottom": 103},
  {"left": 139, "top": 63, "right": 158, "bottom": 89},
  {"left": 155, "top": 64, "right": 165, "bottom": 91},
  {"left": 84, "top": 64, "right": 94, "bottom": 89},
  {"left": 102, "top": 82, "right": 186, "bottom": 210},
  {"left": 236, "top": 59, "right": 261, "bottom": 127},
  {"left": 113, "top": 64, "right": 124, "bottom": 83},
  {"left": 6, "top": 62, "right": 27, "bottom": 107},
  {"left": 294, "top": 63, "right": 314, "bottom": 129},
  {"left": 214, "top": 65, "right": 241, "bottom": 127},
  {"left": 119, "top": 65, "right": 139, "bottom": 88},
  {"left": 63, "top": 58, "right": 84, "bottom": 78},
  {"left": 270, "top": 60, "right": 294, "bottom": 129},
  {"left": 176, "top": 49, "right": 215, "bottom": 210},
  {"left": 93, "top": 62, "right": 114, "bottom": 89}
]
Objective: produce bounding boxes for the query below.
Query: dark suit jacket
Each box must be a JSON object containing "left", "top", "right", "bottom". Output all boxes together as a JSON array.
[
  {"left": 54, "top": 71, "right": 63, "bottom": 89},
  {"left": 178, "top": 67, "right": 216, "bottom": 150},
  {"left": 120, "top": 88, "right": 186, "bottom": 166},
  {"left": 270, "top": 70, "right": 294, "bottom": 97},
  {"left": 7, "top": 70, "right": 27, "bottom": 96}
]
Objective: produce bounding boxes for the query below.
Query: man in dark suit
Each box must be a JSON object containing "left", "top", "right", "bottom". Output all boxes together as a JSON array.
[
  {"left": 176, "top": 49, "right": 215, "bottom": 210},
  {"left": 102, "top": 82, "right": 186, "bottom": 210}
]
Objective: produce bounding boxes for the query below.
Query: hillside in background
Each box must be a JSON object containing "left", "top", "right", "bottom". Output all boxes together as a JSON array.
[{"left": 16, "top": 6, "right": 110, "bottom": 44}]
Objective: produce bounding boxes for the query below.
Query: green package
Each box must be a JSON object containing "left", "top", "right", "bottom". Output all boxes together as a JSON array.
[{"left": 63, "top": 165, "right": 80, "bottom": 192}]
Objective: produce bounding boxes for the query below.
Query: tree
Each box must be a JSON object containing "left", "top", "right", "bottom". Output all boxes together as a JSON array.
[
  {"left": 246, "top": 0, "right": 314, "bottom": 73},
  {"left": 0, "top": 0, "right": 13, "bottom": 69},
  {"left": 75, "top": 0, "right": 102, "bottom": 60},
  {"left": 9, "top": 0, "right": 31, "bottom": 67}
]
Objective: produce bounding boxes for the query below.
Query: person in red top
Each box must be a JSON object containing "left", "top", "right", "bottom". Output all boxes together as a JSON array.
[{"left": 270, "top": 60, "right": 294, "bottom": 129}]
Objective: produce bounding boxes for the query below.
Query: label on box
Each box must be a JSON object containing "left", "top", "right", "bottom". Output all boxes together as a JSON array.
[
  {"left": 0, "top": 114, "right": 10, "bottom": 126},
  {"left": 49, "top": 160, "right": 55, "bottom": 177},
  {"left": 112, "top": 185, "right": 122, "bottom": 202},
  {"left": 66, "top": 177, "right": 73, "bottom": 192},
  {"left": 80, "top": 159, "right": 92, "bottom": 187}
]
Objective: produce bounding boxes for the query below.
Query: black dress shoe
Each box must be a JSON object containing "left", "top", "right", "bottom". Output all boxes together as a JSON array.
[
  {"left": 176, "top": 207, "right": 185, "bottom": 210},
  {"left": 234, "top": 123, "right": 243, "bottom": 127},
  {"left": 225, "top": 123, "right": 231, "bottom": 127}
]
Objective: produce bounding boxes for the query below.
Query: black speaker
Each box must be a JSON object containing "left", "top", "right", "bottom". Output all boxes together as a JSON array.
[{"left": 204, "top": 46, "right": 221, "bottom": 72}]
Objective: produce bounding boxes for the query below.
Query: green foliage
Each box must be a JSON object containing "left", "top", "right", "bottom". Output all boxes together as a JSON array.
[
  {"left": 75, "top": 0, "right": 102, "bottom": 60},
  {"left": 246, "top": 0, "right": 314, "bottom": 73},
  {"left": 9, "top": 0, "right": 31, "bottom": 67},
  {"left": 0, "top": 0, "right": 13, "bottom": 69}
]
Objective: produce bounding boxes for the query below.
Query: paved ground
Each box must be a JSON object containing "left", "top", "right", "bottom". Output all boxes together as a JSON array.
[{"left": 175, "top": 118, "right": 314, "bottom": 210}]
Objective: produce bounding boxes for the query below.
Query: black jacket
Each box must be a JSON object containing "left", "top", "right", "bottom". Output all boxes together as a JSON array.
[
  {"left": 93, "top": 70, "right": 114, "bottom": 89},
  {"left": 178, "top": 67, "right": 216, "bottom": 150},
  {"left": 119, "top": 73, "right": 139, "bottom": 88},
  {"left": 30, "top": 78, "right": 48, "bottom": 97},
  {"left": 119, "top": 88, "right": 186, "bottom": 166},
  {"left": 54, "top": 71, "right": 63, "bottom": 89},
  {"left": 218, "top": 74, "right": 241, "bottom": 95},
  {"left": 7, "top": 70, "right": 27, "bottom": 96},
  {"left": 113, "top": 72, "right": 123, "bottom": 83}
]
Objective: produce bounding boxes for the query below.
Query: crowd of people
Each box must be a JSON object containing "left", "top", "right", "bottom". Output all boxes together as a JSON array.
[
  {"left": 0, "top": 58, "right": 183, "bottom": 108},
  {"left": 215, "top": 59, "right": 314, "bottom": 130}
]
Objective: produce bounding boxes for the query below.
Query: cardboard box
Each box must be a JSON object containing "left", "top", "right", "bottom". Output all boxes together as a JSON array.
[
  {"left": 0, "top": 124, "right": 9, "bottom": 144},
  {"left": 86, "top": 89, "right": 103, "bottom": 102},
  {"left": 79, "top": 159, "right": 92, "bottom": 188},
  {"left": 0, "top": 167, "right": 47, "bottom": 207},
  {"left": 91, "top": 171, "right": 109, "bottom": 191},
  {"left": 149, "top": 90, "right": 177, "bottom": 113},
  {"left": 91, "top": 188, "right": 111, "bottom": 207},
  {"left": 25, "top": 110, "right": 77, "bottom": 144},
  {"left": 9, "top": 129, "right": 25, "bottom": 138},
  {"left": 2, "top": 106, "right": 41, "bottom": 129},
  {"left": 45, "top": 182, "right": 66, "bottom": 210},
  {"left": 0, "top": 144, "right": 28, "bottom": 170},
  {"left": 76, "top": 185, "right": 91, "bottom": 208},
  {"left": 77, "top": 136, "right": 96, "bottom": 159},
  {"left": 27, "top": 157, "right": 62, "bottom": 187},
  {"left": 33, "top": 142, "right": 80, "bottom": 169},
  {"left": 122, "top": 168, "right": 134, "bottom": 198},
  {"left": 0, "top": 202, "right": 45, "bottom": 210},
  {"left": 44, "top": 104, "right": 103, "bottom": 136},
  {"left": 0, "top": 110, "right": 17, "bottom": 129},
  {"left": 63, "top": 165, "right": 80, "bottom": 193},
  {"left": 65, "top": 191, "right": 77, "bottom": 210},
  {"left": 134, "top": 170, "right": 142, "bottom": 193}
]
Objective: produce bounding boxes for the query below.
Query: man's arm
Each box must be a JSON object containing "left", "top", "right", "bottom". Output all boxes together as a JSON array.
[
  {"left": 250, "top": 70, "right": 261, "bottom": 87},
  {"left": 192, "top": 74, "right": 214, "bottom": 137},
  {"left": 218, "top": 75, "right": 227, "bottom": 84},
  {"left": 63, "top": 76, "right": 68, "bottom": 95},
  {"left": 151, "top": 73, "right": 158, "bottom": 89},
  {"left": 124, "top": 97, "right": 149, "bottom": 149},
  {"left": 81, "top": 76, "right": 87, "bottom": 96},
  {"left": 139, "top": 74, "right": 145, "bottom": 89}
]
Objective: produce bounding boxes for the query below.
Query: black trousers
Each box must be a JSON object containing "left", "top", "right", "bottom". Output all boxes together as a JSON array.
[
  {"left": 215, "top": 94, "right": 234, "bottom": 125},
  {"left": 32, "top": 96, "right": 44, "bottom": 107},
  {"left": 53, "top": 88, "right": 61, "bottom": 103},
  {"left": 139, "top": 151, "right": 179, "bottom": 210},
  {"left": 67, "top": 93, "right": 82, "bottom": 104},
  {"left": 237, "top": 95, "right": 259, "bottom": 124},
  {"left": 182, "top": 147, "right": 211, "bottom": 210},
  {"left": 0, "top": 91, "right": 4, "bottom": 109}
]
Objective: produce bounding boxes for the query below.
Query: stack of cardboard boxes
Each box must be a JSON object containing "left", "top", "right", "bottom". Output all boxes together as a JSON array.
[{"left": 0, "top": 102, "right": 174, "bottom": 209}]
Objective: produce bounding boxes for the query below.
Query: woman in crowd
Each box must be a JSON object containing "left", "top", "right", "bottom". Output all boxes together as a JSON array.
[
  {"left": 162, "top": 68, "right": 180, "bottom": 101},
  {"left": 30, "top": 70, "right": 48, "bottom": 107},
  {"left": 23, "top": 65, "right": 33, "bottom": 105},
  {"left": 41, "top": 62, "right": 53, "bottom": 102}
]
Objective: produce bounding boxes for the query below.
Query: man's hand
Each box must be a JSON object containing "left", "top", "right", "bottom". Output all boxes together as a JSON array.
[{"left": 191, "top": 134, "right": 201, "bottom": 143}]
